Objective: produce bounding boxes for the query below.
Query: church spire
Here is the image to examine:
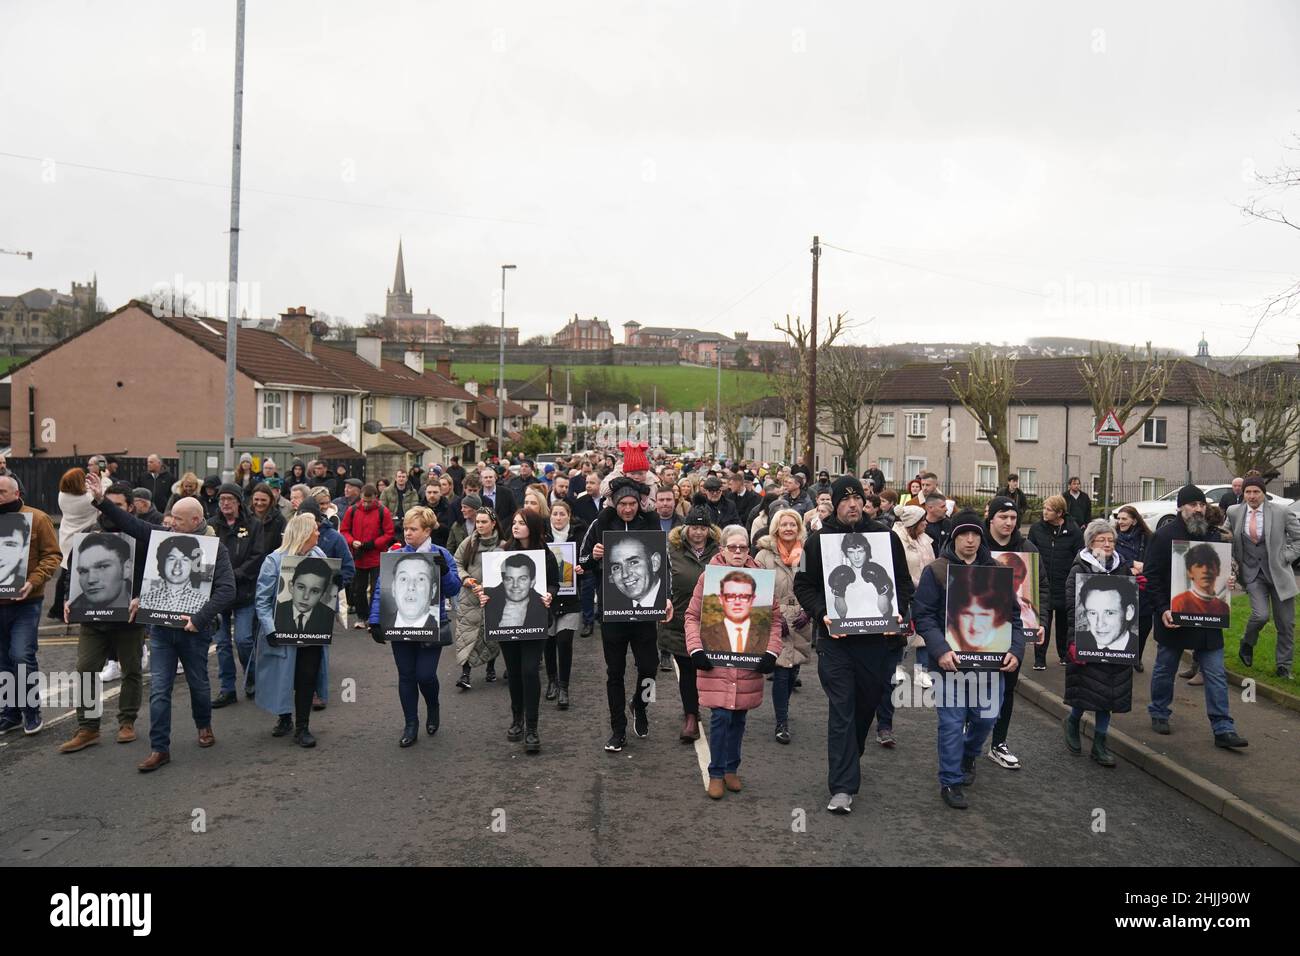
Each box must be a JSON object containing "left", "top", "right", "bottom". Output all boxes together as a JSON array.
[{"left": 393, "top": 240, "right": 408, "bottom": 296}]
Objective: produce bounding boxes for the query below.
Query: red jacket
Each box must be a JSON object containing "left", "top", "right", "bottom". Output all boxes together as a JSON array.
[{"left": 340, "top": 502, "right": 395, "bottom": 569}]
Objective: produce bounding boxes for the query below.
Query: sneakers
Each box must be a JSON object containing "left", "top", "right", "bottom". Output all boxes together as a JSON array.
[
  {"left": 629, "top": 703, "right": 649, "bottom": 738},
  {"left": 914, "top": 667, "right": 933, "bottom": 689},
  {"left": 0, "top": 715, "right": 22, "bottom": 735},
  {"left": 961, "top": 757, "right": 977, "bottom": 787},
  {"left": 272, "top": 715, "right": 293, "bottom": 737},
  {"left": 877, "top": 728, "right": 895, "bottom": 748},
  {"left": 100, "top": 660, "right": 123, "bottom": 682},
  {"left": 941, "top": 785, "right": 968, "bottom": 809},
  {"left": 485, "top": 665, "right": 497, "bottom": 683},
  {"left": 1151, "top": 717, "right": 1171, "bottom": 735},
  {"left": 988, "top": 742, "right": 1021, "bottom": 769},
  {"left": 1214, "top": 731, "right": 1249, "bottom": 749},
  {"left": 580, "top": 622, "right": 594, "bottom": 637},
  {"left": 176, "top": 661, "right": 184, "bottom": 676},
  {"left": 455, "top": 670, "right": 472, "bottom": 691},
  {"left": 1187, "top": 672, "right": 1204, "bottom": 686},
  {"left": 826, "top": 793, "right": 853, "bottom": 814},
  {"left": 23, "top": 713, "right": 43, "bottom": 735},
  {"left": 1032, "top": 663, "right": 1047, "bottom": 671},
  {"left": 659, "top": 650, "right": 674, "bottom": 673},
  {"left": 604, "top": 733, "right": 626, "bottom": 753},
  {"left": 211, "top": 690, "right": 237, "bottom": 709},
  {"left": 775, "top": 722, "right": 791, "bottom": 745},
  {"left": 891, "top": 666, "right": 908, "bottom": 686}
]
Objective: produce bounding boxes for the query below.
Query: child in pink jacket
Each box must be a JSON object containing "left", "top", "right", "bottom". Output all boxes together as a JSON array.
[{"left": 685, "top": 527, "right": 783, "bottom": 800}]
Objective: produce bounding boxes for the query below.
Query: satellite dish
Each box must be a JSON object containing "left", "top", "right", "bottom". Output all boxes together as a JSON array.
[
  {"left": 310, "top": 320, "right": 330, "bottom": 337},
  {"left": 362, "top": 419, "right": 384, "bottom": 435},
  {"left": 452, "top": 402, "right": 465, "bottom": 416}
]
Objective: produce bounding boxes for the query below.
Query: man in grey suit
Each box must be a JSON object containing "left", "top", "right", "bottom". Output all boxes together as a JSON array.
[{"left": 1227, "top": 476, "right": 1300, "bottom": 679}]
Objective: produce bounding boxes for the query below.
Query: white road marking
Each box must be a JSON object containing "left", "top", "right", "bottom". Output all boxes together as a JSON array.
[{"left": 673, "top": 657, "right": 711, "bottom": 787}]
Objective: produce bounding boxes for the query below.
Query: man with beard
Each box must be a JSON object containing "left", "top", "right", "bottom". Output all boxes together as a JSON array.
[
  {"left": 1144, "top": 485, "right": 1248, "bottom": 749},
  {"left": 794, "top": 476, "right": 914, "bottom": 815}
]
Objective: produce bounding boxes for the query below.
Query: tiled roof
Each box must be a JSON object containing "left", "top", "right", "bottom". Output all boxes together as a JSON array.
[
  {"left": 158, "top": 313, "right": 353, "bottom": 391},
  {"left": 312, "top": 343, "right": 477, "bottom": 402},
  {"left": 380, "top": 428, "right": 430, "bottom": 454},
  {"left": 419, "top": 426, "right": 466, "bottom": 447},
  {"left": 0, "top": 288, "right": 76, "bottom": 312},
  {"left": 460, "top": 420, "right": 491, "bottom": 439},
  {"left": 295, "top": 434, "right": 364, "bottom": 459},
  {"left": 477, "top": 398, "right": 532, "bottom": 419}
]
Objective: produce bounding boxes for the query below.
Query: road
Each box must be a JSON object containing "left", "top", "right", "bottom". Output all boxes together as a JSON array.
[{"left": 0, "top": 619, "right": 1291, "bottom": 866}]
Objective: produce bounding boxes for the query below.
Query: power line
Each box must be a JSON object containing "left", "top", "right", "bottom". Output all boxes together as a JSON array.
[{"left": 0, "top": 149, "right": 540, "bottom": 227}]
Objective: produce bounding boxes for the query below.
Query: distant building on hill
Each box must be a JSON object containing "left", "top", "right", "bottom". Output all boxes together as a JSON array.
[{"left": 554, "top": 315, "right": 613, "bottom": 350}]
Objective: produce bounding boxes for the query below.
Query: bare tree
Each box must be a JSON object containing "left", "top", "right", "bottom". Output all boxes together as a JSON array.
[
  {"left": 1078, "top": 343, "right": 1172, "bottom": 501},
  {"left": 774, "top": 312, "right": 851, "bottom": 462},
  {"left": 948, "top": 348, "right": 1027, "bottom": 486},
  {"left": 1240, "top": 133, "right": 1300, "bottom": 344},
  {"left": 816, "top": 345, "right": 887, "bottom": 474},
  {"left": 1197, "top": 368, "right": 1300, "bottom": 479}
]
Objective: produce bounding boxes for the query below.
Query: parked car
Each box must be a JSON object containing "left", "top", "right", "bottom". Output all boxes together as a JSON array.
[{"left": 1111, "top": 484, "right": 1293, "bottom": 530}]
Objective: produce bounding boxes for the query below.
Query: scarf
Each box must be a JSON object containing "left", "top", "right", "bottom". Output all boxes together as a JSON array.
[
  {"left": 775, "top": 536, "right": 802, "bottom": 568},
  {"left": 1078, "top": 548, "right": 1122, "bottom": 573},
  {"left": 0, "top": 498, "right": 22, "bottom": 514}
]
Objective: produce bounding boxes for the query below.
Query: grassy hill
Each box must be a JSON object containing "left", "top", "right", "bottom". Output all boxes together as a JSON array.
[
  {"left": 0, "top": 356, "right": 26, "bottom": 374},
  {"left": 443, "top": 362, "right": 775, "bottom": 411}
]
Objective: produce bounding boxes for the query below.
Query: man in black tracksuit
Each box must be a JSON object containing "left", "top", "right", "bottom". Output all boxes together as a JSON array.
[
  {"left": 794, "top": 476, "right": 914, "bottom": 815},
  {"left": 208, "top": 483, "right": 265, "bottom": 707},
  {"left": 579, "top": 477, "right": 671, "bottom": 753},
  {"left": 982, "top": 495, "right": 1048, "bottom": 770}
]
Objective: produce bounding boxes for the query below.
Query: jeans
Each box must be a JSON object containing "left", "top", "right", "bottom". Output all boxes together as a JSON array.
[
  {"left": 501, "top": 639, "right": 543, "bottom": 728},
  {"left": 674, "top": 653, "right": 699, "bottom": 716},
  {"left": 0, "top": 601, "right": 42, "bottom": 722},
  {"left": 146, "top": 625, "right": 214, "bottom": 752},
  {"left": 391, "top": 634, "right": 443, "bottom": 724},
  {"left": 817, "top": 635, "right": 891, "bottom": 796},
  {"left": 1148, "top": 643, "right": 1236, "bottom": 735},
  {"left": 936, "top": 675, "right": 1004, "bottom": 787},
  {"left": 214, "top": 604, "right": 257, "bottom": 694},
  {"left": 1070, "top": 705, "right": 1111, "bottom": 735},
  {"left": 875, "top": 641, "right": 908, "bottom": 730},
  {"left": 772, "top": 667, "right": 796, "bottom": 725},
  {"left": 601, "top": 622, "right": 658, "bottom": 734},
  {"left": 544, "top": 629, "right": 575, "bottom": 685},
  {"left": 707, "top": 707, "right": 747, "bottom": 778},
  {"left": 77, "top": 622, "right": 144, "bottom": 731},
  {"left": 579, "top": 572, "right": 597, "bottom": 625}
]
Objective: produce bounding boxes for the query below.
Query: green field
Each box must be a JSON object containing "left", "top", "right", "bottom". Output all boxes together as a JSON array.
[
  {"left": 1224, "top": 592, "right": 1299, "bottom": 697},
  {"left": 0, "top": 356, "right": 26, "bottom": 373},
  {"left": 442, "top": 362, "right": 775, "bottom": 411}
]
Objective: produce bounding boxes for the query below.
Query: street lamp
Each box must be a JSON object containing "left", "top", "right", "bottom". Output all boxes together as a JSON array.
[{"left": 499, "top": 264, "right": 516, "bottom": 461}]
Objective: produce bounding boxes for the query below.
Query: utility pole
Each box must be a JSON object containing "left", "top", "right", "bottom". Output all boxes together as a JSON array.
[
  {"left": 804, "top": 235, "right": 820, "bottom": 471},
  {"left": 714, "top": 342, "right": 722, "bottom": 459},
  {"left": 498, "top": 264, "right": 516, "bottom": 461},
  {"left": 222, "top": 0, "right": 246, "bottom": 483},
  {"left": 546, "top": 364, "right": 553, "bottom": 430}
]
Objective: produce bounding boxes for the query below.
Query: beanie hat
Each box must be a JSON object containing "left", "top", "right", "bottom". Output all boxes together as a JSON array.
[
  {"left": 1176, "top": 484, "right": 1206, "bottom": 508},
  {"left": 297, "top": 498, "right": 323, "bottom": 522},
  {"left": 239, "top": 452, "right": 253, "bottom": 464},
  {"left": 619, "top": 441, "right": 651, "bottom": 474},
  {"left": 218, "top": 482, "right": 244, "bottom": 502},
  {"left": 684, "top": 505, "right": 713, "bottom": 527},
  {"left": 461, "top": 494, "right": 484, "bottom": 511},
  {"left": 830, "top": 475, "right": 865, "bottom": 510},
  {"left": 132, "top": 487, "right": 152, "bottom": 503},
  {"left": 950, "top": 509, "right": 984, "bottom": 540},
  {"left": 610, "top": 476, "right": 648, "bottom": 505},
  {"left": 895, "top": 504, "right": 926, "bottom": 529},
  {"left": 1242, "top": 476, "right": 1266, "bottom": 492},
  {"left": 202, "top": 475, "right": 222, "bottom": 491},
  {"left": 986, "top": 495, "right": 1019, "bottom": 518}
]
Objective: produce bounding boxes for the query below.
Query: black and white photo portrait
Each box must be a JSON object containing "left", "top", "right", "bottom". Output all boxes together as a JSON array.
[
  {"left": 482, "top": 549, "right": 549, "bottom": 640},
  {"left": 601, "top": 530, "right": 669, "bottom": 621},
  {"left": 819, "top": 531, "right": 898, "bottom": 634},
  {"left": 138, "top": 530, "right": 218, "bottom": 627},
  {"left": 68, "top": 531, "right": 135, "bottom": 623},
  {"left": 0, "top": 511, "right": 32, "bottom": 599},
  {"left": 1073, "top": 573, "right": 1139, "bottom": 664},
  {"left": 275, "top": 554, "right": 342, "bottom": 645},
  {"left": 378, "top": 551, "right": 446, "bottom": 642}
]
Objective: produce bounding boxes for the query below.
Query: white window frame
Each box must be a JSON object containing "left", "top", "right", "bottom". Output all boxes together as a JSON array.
[
  {"left": 771, "top": 420, "right": 782, "bottom": 437},
  {"left": 976, "top": 421, "right": 989, "bottom": 442},
  {"left": 906, "top": 412, "right": 928, "bottom": 439},
  {"left": 905, "top": 457, "right": 927, "bottom": 480},
  {"left": 1091, "top": 474, "right": 1101, "bottom": 498},
  {"left": 1017, "top": 414, "right": 1039, "bottom": 442},
  {"left": 297, "top": 395, "right": 309, "bottom": 429},
  {"left": 1141, "top": 417, "right": 1167, "bottom": 447},
  {"left": 975, "top": 461, "right": 998, "bottom": 493},
  {"left": 362, "top": 396, "right": 375, "bottom": 424},
  {"left": 878, "top": 412, "right": 895, "bottom": 437},
  {"left": 261, "top": 390, "right": 284, "bottom": 435},
  {"left": 1018, "top": 467, "right": 1038, "bottom": 494},
  {"left": 399, "top": 399, "right": 415, "bottom": 432},
  {"left": 332, "top": 394, "right": 349, "bottom": 427},
  {"left": 878, "top": 457, "right": 894, "bottom": 483}
]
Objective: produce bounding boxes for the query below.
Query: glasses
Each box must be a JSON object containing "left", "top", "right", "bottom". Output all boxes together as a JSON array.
[
  {"left": 721, "top": 592, "right": 754, "bottom": 602},
  {"left": 723, "top": 544, "right": 748, "bottom": 553}
]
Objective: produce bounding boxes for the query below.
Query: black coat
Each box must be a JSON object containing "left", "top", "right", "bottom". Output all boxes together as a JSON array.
[
  {"left": 727, "top": 489, "right": 761, "bottom": 526},
  {"left": 694, "top": 492, "right": 739, "bottom": 529},
  {"left": 1027, "top": 518, "right": 1084, "bottom": 608},
  {"left": 483, "top": 485, "right": 517, "bottom": 529},
  {"left": 254, "top": 507, "right": 286, "bottom": 556},
  {"left": 1065, "top": 491, "right": 1092, "bottom": 526},
  {"left": 138, "top": 470, "right": 173, "bottom": 505},
  {"left": 207, "top": 510, "right": 266, "bottom": 607},
  {"left": 1063, "top": 553, "right": 1134, "bottom": 714},
  {"left": 1143, "top": 514, "right": 1225, "bottom": 652}
]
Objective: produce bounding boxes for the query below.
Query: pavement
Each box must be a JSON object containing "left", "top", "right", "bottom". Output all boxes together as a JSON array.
[
  {"left": 1017, "top": 642, "right": 1300, "bottom": 862},
  {"left": 0, "top": 612, "right": 1293, "bottom": 866}
]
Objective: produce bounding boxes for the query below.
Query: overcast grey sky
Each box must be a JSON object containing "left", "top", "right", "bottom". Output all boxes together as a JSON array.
[{"left": 2, "top": 0, "right": 1298, "bottom": 355}]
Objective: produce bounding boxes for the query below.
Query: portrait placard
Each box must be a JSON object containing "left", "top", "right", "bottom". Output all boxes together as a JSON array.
[
  {"left": 699, "top": 564, "right": 776, "bottom": 670},
  {"left": 819, "top": 531, "right": 899, "bottom": 634},
  {"left": 138, "top": 530, "right": 218, "bottom": 627},
  {"left": 377, "top": 551, "right": 446, "bottom": 641},
  {"left": 1170, "top": 540, "right": 1231, "bottom": 628},
  {"left": 944, "top": 563, "right": 1015, "bottom": 670},
  {"left": 482, "top": 549, "right": 548, "bottom": 641},
  {"left": 0, "top": 512, "right": 33, "bottom": 599},
  {"left": 275, "top": 555, "right": 342, "bottom": 645},
  {"left": 992, "top": 550, "right": 1041, "bottom": 646},
  {"left": 549, "top": 541, "right": 577, "bottom": 596},
  {"left": 601, "top": 531, "right": 669, "bottom": 622},
  {"left": 1073, "top": 572, "right": 1139, "bottom": 664},
  {"left": 68, "top": 532, "right": 136, "bottom": 623}
]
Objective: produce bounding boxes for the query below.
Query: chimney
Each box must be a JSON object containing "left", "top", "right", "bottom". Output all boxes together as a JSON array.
[
  {"left": 403, "top": 348, "right": 425, "bottom": 373},
  {"left": 278, "top": 307, "right": 313, "bottom": 354},
  {"left": 480, "top": 383, "right": 496, "bottom": 399},
  {"left": 356, "top": 335, "right": 383, "bottom": 368},
  {"left": 434, "top": 354, "right": 452, "bottom": 379},
  {"left": 464, "top": 380, "right": 479, "bottom": 397}
]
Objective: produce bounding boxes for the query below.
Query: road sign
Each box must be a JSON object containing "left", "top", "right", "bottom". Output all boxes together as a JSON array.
[{"left": 1095, "top": 408, "right": 1124, "bottom": 445}]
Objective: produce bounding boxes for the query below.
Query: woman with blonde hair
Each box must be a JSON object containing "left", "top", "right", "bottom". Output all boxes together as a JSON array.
[
  {"left": 254, "top": 514, "right": 332, "bottom": 746},
  {"left": 164, "top": 472, "right": 202, "bottom": 517},
  {"left": 310, "top": 485, "right": 339, "bottom": 530},
  {"left": 522, "top": 485, "right": 551, "bottom": 522},
  {"left": 754, "top": 508, "right": 812, "bottom": 745}
]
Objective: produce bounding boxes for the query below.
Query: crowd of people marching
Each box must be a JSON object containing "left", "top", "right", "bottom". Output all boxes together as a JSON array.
[{"left": 0, "top": 443, "right": 1295, "bottom": 813}]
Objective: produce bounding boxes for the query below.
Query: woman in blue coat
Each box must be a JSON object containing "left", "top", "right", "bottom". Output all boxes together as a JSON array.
[
  {"left": 369, "top": 505, "right": 462, "bottom": 748},
  {"left": 254, "top": 513, "right": 334, "bottom": 746}
]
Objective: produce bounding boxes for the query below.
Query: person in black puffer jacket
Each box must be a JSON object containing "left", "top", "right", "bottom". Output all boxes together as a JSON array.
[
  {"left": 207, "top": 484, "right": 266, "bottom": 707},
  {"left": 1027, "top": 493, "right": 1084, "bottom": 666},
  {"left": 1063, "top": 519, "right": 1134, "bottom": 767}
]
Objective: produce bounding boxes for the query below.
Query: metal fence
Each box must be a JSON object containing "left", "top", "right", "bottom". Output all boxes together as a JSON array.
[{"left": 9, "top": 456, "right": 178, "bottom": 517}]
